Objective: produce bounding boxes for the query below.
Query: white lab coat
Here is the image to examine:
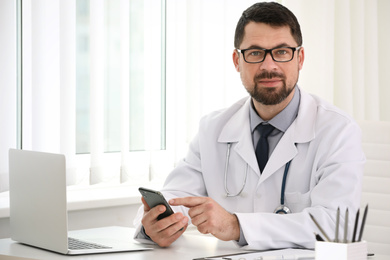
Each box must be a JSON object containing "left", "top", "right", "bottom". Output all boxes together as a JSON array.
[{"left": 133, "top": 88, "right": 365, "bottom": 250}]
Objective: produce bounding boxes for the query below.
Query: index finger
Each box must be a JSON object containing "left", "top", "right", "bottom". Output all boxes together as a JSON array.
[
  {"left": 169, "top": 196, "right": 207, "bottom": 208},
  {"left": 143, "top": 203, "right": 167, "bottom": 222}
]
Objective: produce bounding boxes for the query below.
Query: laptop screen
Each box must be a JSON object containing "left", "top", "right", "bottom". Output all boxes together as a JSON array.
[{"left": 9, "top": 149, "right": 69, "bottom": 254}]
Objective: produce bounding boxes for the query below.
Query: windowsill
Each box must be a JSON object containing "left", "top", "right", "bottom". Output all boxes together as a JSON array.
[{"left": 0, "top": 182, "right": 164, "bottom": 219}]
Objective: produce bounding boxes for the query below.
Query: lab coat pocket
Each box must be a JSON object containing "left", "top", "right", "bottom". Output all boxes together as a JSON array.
[{"left": 284, "top": 191, "right": 311, "bottom": 213}]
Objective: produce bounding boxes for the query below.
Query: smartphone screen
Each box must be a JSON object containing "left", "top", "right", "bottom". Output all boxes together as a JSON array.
[{"left": 139, "top": 187, "right": 175, "bottom": 220}]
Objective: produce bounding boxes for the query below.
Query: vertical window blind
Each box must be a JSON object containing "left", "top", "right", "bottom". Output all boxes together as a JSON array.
[{"left": 0, "top": 0, "right": 17, "bottom": 192}]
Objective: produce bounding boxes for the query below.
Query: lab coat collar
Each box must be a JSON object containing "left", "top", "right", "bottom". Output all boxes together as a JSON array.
[
  {"left": 217, "top": 88, "right": 317, "bottom": 178},
  {"left": 217, "top": 97, "right": 260, "bottom": 175}
]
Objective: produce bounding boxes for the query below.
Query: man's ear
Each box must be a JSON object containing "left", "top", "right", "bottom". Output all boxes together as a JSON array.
[
  {"left": 232, "top": 49, "right": 240, "bottom": 72},
  {"left": 298, "top": 47, "right": 304, "bottom": 71}
]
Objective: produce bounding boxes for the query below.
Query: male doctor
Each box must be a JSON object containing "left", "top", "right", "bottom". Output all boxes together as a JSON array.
[{"left": 133, "top": 2, "right": 365, "bottom": 249}]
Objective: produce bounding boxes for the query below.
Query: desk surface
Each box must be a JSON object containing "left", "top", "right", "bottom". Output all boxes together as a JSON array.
[
  {"left": 0, "top": 226, "right": 245, "bottom": 260},
  {"left": 0, "top": 226, "right": 386, "bottom": 260}
]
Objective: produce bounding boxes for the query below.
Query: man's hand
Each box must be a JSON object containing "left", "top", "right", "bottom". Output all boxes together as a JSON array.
[
  {"left": 141, "top": 197, "right": 188, "bottom": 247},
  {"left": 169, "top": 197, "right": 240, "bottom": 241}
]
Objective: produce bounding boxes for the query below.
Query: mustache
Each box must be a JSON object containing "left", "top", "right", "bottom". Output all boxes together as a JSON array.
[{"left": 255, "top": 71, "right": 286, "bottom": 81}]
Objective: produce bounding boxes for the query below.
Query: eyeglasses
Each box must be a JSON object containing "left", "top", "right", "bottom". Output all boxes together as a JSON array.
[{"left": 237, "top": 46, "right": 302, "bottom": 63}]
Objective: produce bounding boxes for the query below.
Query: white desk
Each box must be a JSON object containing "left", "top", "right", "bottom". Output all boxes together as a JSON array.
[
  {"left": 0, "top": 226, "right": 246, "bottom": 260},
  {"left": 0, "top": 226, "right": 386, "bottom": 260}
]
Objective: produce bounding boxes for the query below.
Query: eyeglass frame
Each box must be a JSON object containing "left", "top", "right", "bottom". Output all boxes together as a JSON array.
[{"left": 236, "top": 46, "right": 302, "bottom": 63}]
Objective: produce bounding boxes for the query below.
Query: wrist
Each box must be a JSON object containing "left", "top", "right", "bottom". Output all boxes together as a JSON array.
[{"left": 231, "top": 213, "right": 241, "bottom": 241}]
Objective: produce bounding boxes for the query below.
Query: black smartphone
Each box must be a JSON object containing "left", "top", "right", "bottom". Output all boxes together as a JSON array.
[{"left": 139, "top": 187, "right": 175, "bottom": 220}]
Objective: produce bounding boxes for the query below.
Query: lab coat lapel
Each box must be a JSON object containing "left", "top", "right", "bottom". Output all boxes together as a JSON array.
[
  {"left": 218, "top": 98, "right": 261, "bottom": 177},
  {"left": 260, "top": 89, "right": 317, "bottom": 182},
  {"left": 260, "top": 125, "right": 298, "bottom": 181}
]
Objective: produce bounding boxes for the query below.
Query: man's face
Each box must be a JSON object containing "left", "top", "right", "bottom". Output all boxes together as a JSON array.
[{"left": 233, "top": 22, "right": 304, "bottom": 106}]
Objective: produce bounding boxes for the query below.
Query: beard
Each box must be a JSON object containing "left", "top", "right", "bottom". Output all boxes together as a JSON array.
[{"left": 246, "top": 70, "right": 296, "bottom": 105}]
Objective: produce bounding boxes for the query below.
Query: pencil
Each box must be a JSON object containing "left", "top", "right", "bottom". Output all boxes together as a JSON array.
[
  {"left": 358, "top": 204, "right": 369, "bottom": 242},
  {"left": 343, "top": 208, "right": 349, "bottom": 243},
  {"left": 309, "top": 213, "right": 331, "bottom": 242},
  {"left": 352, "top": 209, "right": 360, "bottom": 242}
]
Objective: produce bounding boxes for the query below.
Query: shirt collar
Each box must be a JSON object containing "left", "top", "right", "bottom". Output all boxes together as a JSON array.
[{"left": 250, "top": 86, "right": 301, "bottom": 133}]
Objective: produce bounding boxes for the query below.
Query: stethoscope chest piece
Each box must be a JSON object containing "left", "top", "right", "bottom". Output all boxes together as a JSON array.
[{"left": 274, "top": 205, "right": 291, "bottom": 214}]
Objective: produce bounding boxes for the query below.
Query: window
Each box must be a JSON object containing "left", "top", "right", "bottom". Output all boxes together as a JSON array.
[
  {"left": 75, "top": 0, "right": 166, "bottom": 154},
  {"left": 6, "top": 0, "right": 168, "bottom": 189}
]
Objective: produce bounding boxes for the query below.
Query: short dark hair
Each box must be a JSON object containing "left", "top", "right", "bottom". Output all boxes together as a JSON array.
[{"left": 234, "top": 2, "right": 303, "bottom": 49}]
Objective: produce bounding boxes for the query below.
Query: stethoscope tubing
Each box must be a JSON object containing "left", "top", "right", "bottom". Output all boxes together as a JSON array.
[
  {"left": 224, "top": 142, "right": 292, "bottom": 214},
  {"left": 224, "top": 143, "right": 248, "bottom": 197},
  {"left": 280, "top": 160, "right": 292, "bottom": 205}
]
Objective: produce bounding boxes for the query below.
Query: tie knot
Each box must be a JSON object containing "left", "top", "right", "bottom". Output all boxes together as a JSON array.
[{"left": 257, "top": 124, "right": 275, "bottom": 138}]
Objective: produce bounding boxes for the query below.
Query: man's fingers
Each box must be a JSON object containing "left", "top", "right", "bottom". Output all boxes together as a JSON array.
[
  {"left": 143, "top": 203, "right": 167, "bottom": 223},
  {"left": 169, "top": 196, "right": 207, "bottom": 207},
  {"left": 189, "top": 209, "right": 207, "bottom": 227},
  {"left": 143, "top": 209, "right": 188, "bottom": 231},
  {"left": 158, "top": 214, "right": 189, "bottom": 236},
  {"left": 156, "top": 213, "right": 188, "bottom": 231},
  {"left": 142, "top": 212, "right": 189, "bottom": 247},
  {"left": 154, "top": 221, "right": 188, "bottom": 247},
  {"left": 140, "top": 195, "right": 190, "bottom": 247}
]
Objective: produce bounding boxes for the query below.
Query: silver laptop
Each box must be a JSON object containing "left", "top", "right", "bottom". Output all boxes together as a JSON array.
[{"left": 8, "top": 148, "right": 152, "bottom": 255}]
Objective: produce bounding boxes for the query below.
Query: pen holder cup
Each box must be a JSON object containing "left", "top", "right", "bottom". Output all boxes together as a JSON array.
[{"left": 315, "top": 241, "right": 367, "bottom": 260}]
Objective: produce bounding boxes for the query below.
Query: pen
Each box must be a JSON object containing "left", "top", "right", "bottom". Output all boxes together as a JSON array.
[
  {"left": 352, "top": 209, "right": 360, "bottom": 242},
  {"left": 358, "top": 204, "right": 368, "bottom": 242},
  {"left": 204, "top": 257, "right": 231, "bottom": 260},
  {"left": 254, "top": 257, "right": 307, "bottom": 260},
  {"left": 309, "top": 213, "right": 331, "bottom": 242},
  {"left": 343, "top": 208, "right": 348, "bottom": 243},
  {"left": 334, "top": 207, "right": 340, "bottom": 242}
]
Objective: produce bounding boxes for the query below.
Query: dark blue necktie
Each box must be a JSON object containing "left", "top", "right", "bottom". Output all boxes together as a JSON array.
[{"left": 255, "top": 124, "right": 275, "bottom": 173}]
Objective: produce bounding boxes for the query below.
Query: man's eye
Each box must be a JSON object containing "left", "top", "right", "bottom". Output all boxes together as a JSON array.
[
  {"left": 248, "top": 51, "right": 262, "bottom": 56},
  {"left": 276, "top": 50, "right": 288, "bottom": 55}
]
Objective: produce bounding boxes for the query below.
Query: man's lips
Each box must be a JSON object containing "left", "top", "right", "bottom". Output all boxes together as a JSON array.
[{"left": 258, "top": 78, "right": 282, "bottom": 87}]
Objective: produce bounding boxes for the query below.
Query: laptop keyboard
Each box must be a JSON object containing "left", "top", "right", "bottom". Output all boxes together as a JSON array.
[{"left": 68, "top": 237, "right": 112, "bottom": 250}]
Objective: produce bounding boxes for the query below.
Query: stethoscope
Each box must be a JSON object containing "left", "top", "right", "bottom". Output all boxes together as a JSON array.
[{"left": 224, "top": 143, "right": 292, "bottom": 214}]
